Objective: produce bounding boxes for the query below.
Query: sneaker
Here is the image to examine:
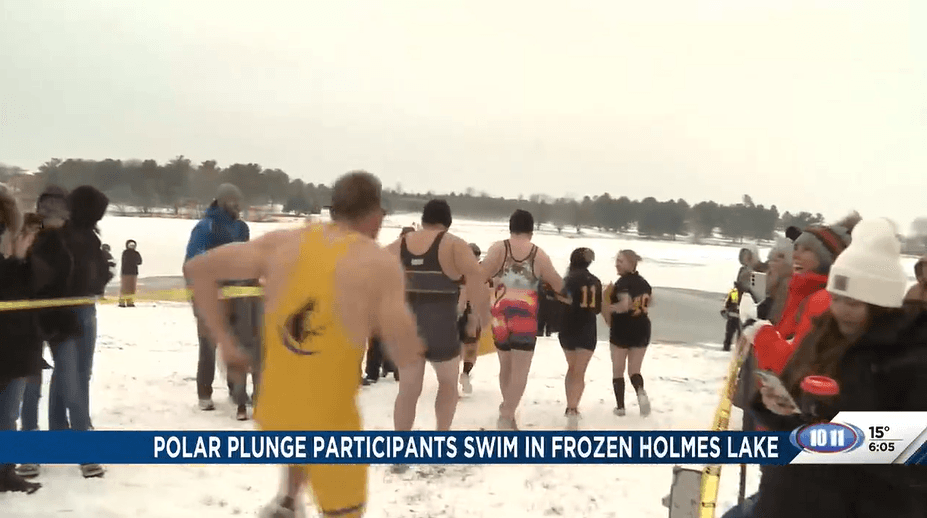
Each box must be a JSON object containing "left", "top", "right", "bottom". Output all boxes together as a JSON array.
[
  {"left": 565, "top": 409, "right": 580, "bottom": 431},
  {"left": 362, "top": 378, "right": 375, "bottom": 386},
  {"left": 637, "top": 391, "right": 651, "bottom": 417},
  {"left": 614, "top": 407, "right": 626, "bottom": 417},
  {"left": 236, "top": 405, "right": 248, "bottom": 421},
  {"left": 459, "top": 372, "right": 472, "bottom": 395},
  {"left": 80, "top": 464, "right": 105, "bottom": 478},
  {"left": 259, "top": 496, "right": 305, "bottom": 518},
  {"left": 199, "top": 398, "right": 215, "bottom": 411},
  {"left": 15, "top": 464, "right": 40, "bottom": 478}
]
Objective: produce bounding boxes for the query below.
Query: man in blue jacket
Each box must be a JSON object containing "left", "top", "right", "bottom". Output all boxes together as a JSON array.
[{"left": 184, "top": 183, "right": 250, "bottom": 413}]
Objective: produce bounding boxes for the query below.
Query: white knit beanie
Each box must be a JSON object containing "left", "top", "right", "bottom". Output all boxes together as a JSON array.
[{"left": 826, "top": 218, "right": 907, "bottom": 308}]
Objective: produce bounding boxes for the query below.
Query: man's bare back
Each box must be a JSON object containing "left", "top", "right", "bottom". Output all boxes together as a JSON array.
[{"left": 386, "top": 228, "right": 491, "bottom": 331}]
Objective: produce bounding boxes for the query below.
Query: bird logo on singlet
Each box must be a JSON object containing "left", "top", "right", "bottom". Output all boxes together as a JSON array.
[{"left": 279, "top": 298, "right": 327, "bottom": 356}]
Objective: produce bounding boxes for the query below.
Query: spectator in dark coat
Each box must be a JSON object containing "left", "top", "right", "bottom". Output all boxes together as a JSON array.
[
  {"left": 17, "top": 189, "right": 72, "bottom": 478},
  {"left": 119, "top": 239, "right": 142, "bottom": 307},
  {"left": 25, "top": 185, "right": 112, "bottom": 479},
  {"left": 0, "top": 183, "right": 42, "bottom": 493}
]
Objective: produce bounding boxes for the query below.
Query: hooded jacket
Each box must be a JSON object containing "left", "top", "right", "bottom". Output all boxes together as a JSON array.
[
  {"left": 749, "top": 303, "right": 927, "bottom": 518},
  {"left": 183, "top": 202, "right": 250, "bottom": 264},
  {"left": 121, "top": 240, "right": 142, "bottom": 276},
  {"left": 30, "top": 185, "right": 112, "bottom": 342}
]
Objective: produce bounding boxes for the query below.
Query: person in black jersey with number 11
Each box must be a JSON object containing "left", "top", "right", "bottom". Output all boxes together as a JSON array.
[
  {"left": 603, "top": 249, "right": 653, "bottom": 418},
  {"left": 557, "top": 247, "right": 602, "bottom": 430}
]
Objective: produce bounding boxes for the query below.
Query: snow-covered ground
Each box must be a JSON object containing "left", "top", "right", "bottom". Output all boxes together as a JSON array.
[
  {"left": 3, "top": 212, "right": 920, "bottom": 517},
  {"left": 6, "top": 303, "right": 757, "bottom": 518}
]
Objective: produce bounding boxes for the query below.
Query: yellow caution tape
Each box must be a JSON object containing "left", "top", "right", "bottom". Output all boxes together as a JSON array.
[{"left": 0, "top": 286, "right": 264, "bottom": 312}]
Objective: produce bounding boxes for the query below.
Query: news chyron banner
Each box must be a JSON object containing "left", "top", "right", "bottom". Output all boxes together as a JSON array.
[
  {"left": 0, "top": 414, "right": 926, "bottom": 466},
  {"left": 789, "top": 412, "right": 927, "bottom": 465}
]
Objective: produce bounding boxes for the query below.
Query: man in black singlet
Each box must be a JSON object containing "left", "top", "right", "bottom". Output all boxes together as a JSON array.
[{"left": 387, "top": 200, "right": 489, "bottom": 436}]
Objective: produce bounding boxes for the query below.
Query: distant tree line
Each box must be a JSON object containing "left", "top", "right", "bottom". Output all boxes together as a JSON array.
[{"left": 0, "top": 158, "right": 897, "bottom": 244}]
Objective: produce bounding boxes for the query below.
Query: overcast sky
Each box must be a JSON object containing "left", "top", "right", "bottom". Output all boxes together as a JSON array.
[{"left": 2, "top": 0, "right": 925, "bottom": 229}]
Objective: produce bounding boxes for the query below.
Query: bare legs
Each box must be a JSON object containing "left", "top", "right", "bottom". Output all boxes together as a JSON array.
[
  {"left": 498, "top": 349, "right": 534, "bottom": 423},
  {"left": 394, "top": 356, "right": 460, "bottom": 431},
  {"left": 562, "top": 348, "right": 594, "bottom": 411}
]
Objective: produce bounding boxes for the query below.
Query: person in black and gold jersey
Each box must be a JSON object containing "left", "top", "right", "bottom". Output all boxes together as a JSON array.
[
  {"left": 603, "top": 249, "right": 653, "bottom": 418},
  {"left": 185, "top": 171, "right": 426, "bottom": 518}
]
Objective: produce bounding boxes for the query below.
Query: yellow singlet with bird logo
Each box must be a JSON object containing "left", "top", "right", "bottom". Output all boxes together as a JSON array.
[{"left": 254, "top": 222, "right": 365, "bottom": 432}]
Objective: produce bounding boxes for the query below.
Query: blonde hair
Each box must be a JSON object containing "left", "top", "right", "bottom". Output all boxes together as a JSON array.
[{"left": 619, "top": 249, "right": 642, "bottom": 270}]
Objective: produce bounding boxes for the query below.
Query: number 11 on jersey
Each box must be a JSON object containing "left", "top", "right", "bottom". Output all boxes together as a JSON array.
[{"left": 580, "top": 285, "right": 597, "bottom": 308}]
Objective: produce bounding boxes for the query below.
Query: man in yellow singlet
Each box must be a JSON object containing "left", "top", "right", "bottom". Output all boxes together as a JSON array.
[{"left": 184, "top": 171, "right": 426, "bottom": 518}]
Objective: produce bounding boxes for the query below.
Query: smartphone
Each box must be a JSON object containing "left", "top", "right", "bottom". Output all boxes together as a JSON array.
[
  {"left": 750, "top": 271, "right": 767, "bottom": 300},
  {"left": 756, "top": 370, "right": 800, "bottom": 414}
]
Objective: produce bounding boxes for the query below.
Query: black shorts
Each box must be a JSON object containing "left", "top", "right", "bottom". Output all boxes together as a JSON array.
[
  {"left": 609, "top": 317, "right": 651, "bottom": 349},
  {"left": 494, "top": 339, "right": 537, "bottom": 352},
  {"left": 559, "top": 325, "right": 597, "bottom": 352}
]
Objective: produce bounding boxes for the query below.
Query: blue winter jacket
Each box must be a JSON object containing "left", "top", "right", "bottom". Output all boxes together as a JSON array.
[{"left": 184, "top": 204, "right": 250, "bottom": 264}]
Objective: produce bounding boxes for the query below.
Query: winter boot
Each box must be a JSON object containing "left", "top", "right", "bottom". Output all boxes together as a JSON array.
[
  {"left": 80, "top": 464, "right": 105, "bottom": 478},
  {"left": 630, "top": 374, "right": 651, "bottom": 417},
  {"left": 612, "top": 377, "right": 626, "bottom": 416},
  {"left": 15, "top": 464, "right": 40, "bottom": 478},
  {"left": 0, "top": 464, "right": 41, "bottom": 494}
]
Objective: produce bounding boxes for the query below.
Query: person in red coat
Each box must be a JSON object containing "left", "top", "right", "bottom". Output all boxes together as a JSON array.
[{"left": 741, "top": 212, "right": 861, "bottom": 375}]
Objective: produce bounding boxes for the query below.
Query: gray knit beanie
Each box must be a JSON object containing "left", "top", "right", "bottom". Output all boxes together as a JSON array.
[
  {"left": 792, "top": 212, "right": 861, "bottom": 275},
  {"left": 216, "top": 183, "right": 243, "bottom": 202}
]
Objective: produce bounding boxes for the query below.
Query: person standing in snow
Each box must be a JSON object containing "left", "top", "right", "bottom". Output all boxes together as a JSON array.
[
  {"left": 721, "top": 284, "right": 741, "bottom": 352},
  {"left": 25, "top": 185, "right": 113, "bottom": 479},
  {"left": 603, "top": 250, "right": 653, "bottom": 417},
  {"left": 481, "top": 209, "right": 564, "bottom": 430},
  {"left": 387, "top": 200, "right": 489, "bottom": 436},
  {"left": 904, "top": 255, "right": 927, "bottom": 302},
  {"left": 119, "top": 239, "right": 142, "bottom": 307},
  {"left": 0, "top": 183, "right": 43, "bottom": 494},
  {"left": 183, "top": 183, "right": 253, "bottom": 416},
  {"left": 557, "top": 247, "right": 602, "bottom": 430},
  {"left": 17, "top": 188, "right": 71, "bottom": 479}
]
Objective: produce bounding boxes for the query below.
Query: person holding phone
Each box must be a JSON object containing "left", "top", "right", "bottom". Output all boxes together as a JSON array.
[
  {"left": 742, "top": 218, "right": 927, "bottom": 518},
  {"left": 603, "top": 249, "right": 653, "bottom": 417}
]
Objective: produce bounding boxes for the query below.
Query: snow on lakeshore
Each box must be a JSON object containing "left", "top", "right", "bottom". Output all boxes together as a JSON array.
[{"left": 3, "top": 303, "right": 757, "bottom": 518}]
